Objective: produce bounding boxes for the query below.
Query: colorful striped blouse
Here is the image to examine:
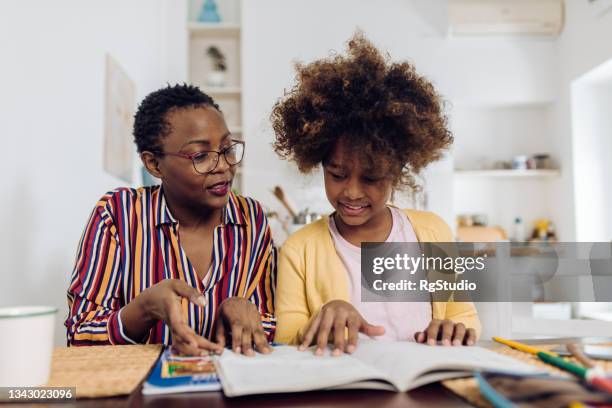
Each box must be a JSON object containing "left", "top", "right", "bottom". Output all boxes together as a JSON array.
[{"left": 65, "top": 186, "right": 276, "bottom": 346}]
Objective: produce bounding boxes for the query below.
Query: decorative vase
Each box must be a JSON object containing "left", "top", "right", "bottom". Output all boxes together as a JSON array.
[
  {"left": 198, "top": 0, "right": 221, "bottom": 23},
  {"left": 207, "top": 71, "right": 226, "bottom": 87}
]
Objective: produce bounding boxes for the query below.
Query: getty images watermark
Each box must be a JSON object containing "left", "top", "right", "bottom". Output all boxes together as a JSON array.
[{"left": 360, "top": 242, "right": 612, "bottom": 302}]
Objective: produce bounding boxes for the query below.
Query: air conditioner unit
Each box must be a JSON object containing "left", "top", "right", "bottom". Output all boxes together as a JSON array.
[{"left": 448, "top": 0, "right": 565, "bottom": 36}]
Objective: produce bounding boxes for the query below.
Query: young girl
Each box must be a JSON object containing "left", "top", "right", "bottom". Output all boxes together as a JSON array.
[
  {"left": 66, "top": 84, "right": 275, "bottom": 356},
  {"left": 272, "top": 34, "right": 481, "bottom": 355}
]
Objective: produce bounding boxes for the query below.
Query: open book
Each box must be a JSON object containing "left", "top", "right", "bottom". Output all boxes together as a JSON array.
[{"left": 214, "top": 340, "right": 544, "bottom": 397}]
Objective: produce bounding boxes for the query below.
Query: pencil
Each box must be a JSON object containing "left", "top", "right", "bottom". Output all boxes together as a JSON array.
[
  {"left": 568, "top": 402, "right": 589, "bottom": 408},
  {"left": 537, "top": 351, "right": 587, "bottom": 377},
  {"left": 492, "top": 336, "right": 558, "bottom": 356},
  {"left": 494, "top": 337, "right": 612, "bottom": 396},
  {"left": 538, "top": 352, "right": 612, "bottom": 393}
]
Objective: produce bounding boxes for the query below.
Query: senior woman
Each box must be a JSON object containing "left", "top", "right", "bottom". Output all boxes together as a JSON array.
[{"left": 66, "top": 84, "right": 275, "bottom": 356}]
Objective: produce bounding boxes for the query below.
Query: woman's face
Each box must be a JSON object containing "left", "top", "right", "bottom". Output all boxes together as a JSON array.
[
  {"left": 323, "top": 140, "right": 394, "bottom": 228},
  {"left": 154, "top": 106, "right": 236, "bottom": 211}
]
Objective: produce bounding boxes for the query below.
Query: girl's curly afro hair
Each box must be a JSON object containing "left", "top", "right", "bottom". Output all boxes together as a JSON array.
[{"left": 271, "top": 33, "right": 453, "bottom": 190}]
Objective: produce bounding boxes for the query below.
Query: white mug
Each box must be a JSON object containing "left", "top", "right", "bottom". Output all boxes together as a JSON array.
[{"left": 0, "top": 306, "right": 57, "bottom": 387}]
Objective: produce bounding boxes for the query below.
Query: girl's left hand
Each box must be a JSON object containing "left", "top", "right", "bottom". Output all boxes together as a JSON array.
[
  {"left": 215, "top": 297, "right": 273, "bottom": 356},
  {"left": 414, "top": 319, "right": 476, "bottom": 346}
]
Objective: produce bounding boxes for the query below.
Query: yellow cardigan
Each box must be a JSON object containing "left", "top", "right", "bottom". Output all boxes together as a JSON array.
[{"left": 274, "top": 209, "right": 481, "bottom": 345}]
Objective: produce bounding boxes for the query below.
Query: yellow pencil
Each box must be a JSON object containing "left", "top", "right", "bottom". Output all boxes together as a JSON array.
[{"left": 492, "top": 336, "right": 558, "bottom": 357}]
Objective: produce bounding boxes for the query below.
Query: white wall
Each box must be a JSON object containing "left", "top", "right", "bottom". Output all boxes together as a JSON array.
[
  {"left": 0, "top": 0, "right": 187, "bottom": 345},
  {"left": 452, "top": 106, "right": 558, "bottom": 172},
  {"left": 241, "top": 0, "right": 559, "bottom": 233},
  {"left": 571, "top": 73, "right": 612, "bottom": 242},
  {"left": 553, "top": 0, "right": 612, "bottom": 241}
]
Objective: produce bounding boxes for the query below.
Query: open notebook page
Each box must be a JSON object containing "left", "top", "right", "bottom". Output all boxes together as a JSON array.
[
  {"left": 352, "top": 340, "right": 544, "bottom": 392},
  {"left": 215, "top": 345, "right": 390, "bottom": 396}
]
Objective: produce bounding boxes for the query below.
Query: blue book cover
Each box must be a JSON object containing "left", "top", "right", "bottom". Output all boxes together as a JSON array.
[{"left": 142, "top": 348, "right": 221, "bottom": 395}]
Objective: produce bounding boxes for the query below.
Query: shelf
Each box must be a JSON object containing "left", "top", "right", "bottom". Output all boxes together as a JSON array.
[
  {"left": 188, "top": 22, "right": 240, "bottom": 36},
  {"left": 454, "top": 169, "right": 561, "bottom": 178},
  {"left": 202, "top": 86, "right": 241, "bottom": 96}
]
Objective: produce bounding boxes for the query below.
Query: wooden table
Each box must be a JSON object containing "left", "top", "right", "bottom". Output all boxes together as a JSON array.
[
  {"left": 21, "top": 383, "right": 467, "bottom": 408},
  {"left": 5, "top": 337, "right": 612, "bottom": 408}
]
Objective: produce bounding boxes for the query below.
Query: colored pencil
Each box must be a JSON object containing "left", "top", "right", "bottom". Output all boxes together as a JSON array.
[
  {"left": 494, "top": 337, "right": 612, "bottom": 395},
  {"left": 492, "top": 336, "right": 558, "bottom": 356}
]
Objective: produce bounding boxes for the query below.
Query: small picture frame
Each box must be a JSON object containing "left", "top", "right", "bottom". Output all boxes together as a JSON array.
[{"left": 103, "top": 54, "right": 136, "bottom": 183}]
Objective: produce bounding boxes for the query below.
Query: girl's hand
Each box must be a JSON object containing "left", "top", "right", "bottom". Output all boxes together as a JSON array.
[
  {"left": 214, "top": 297, "right": 272, "bottom": 356},
  {"left": 139, "top": 279, "right": 224, "bottom": 356},
  {"left": 414, "top": 319, "right": 476, "bottom": 346},
  {"left": 298, "top": 300, "right": 385, "bottom": 356}
]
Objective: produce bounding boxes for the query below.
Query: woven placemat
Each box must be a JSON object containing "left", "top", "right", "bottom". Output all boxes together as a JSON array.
[
  {"left": 45, "top": 344, "right": 162, "bottom": 399},
  {"left": 442, "top": 344, "right": 612, "bottom": 408}
]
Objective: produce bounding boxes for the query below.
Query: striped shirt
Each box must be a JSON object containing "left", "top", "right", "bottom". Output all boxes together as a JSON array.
[{"left": 65, "top": 186, "right": 276, "bottom": 346}]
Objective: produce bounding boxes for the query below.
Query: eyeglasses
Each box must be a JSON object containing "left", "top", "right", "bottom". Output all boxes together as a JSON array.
[{"left": 154, "top": 140, "right": 245, "bottom": 175}]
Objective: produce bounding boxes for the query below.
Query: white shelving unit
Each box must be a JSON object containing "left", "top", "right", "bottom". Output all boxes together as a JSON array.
[
  {"left": 202, "top": 86, "right": 242, "bottom": 96},
  {"left": 188, "top": 0, "right": 244, "bottom": 193},
  {"left": 187, "top": 22, "right": 240, "bottom": 35}
]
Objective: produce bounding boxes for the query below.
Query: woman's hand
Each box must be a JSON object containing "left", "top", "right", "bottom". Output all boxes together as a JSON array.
[
  {"left": 414, "top": 319, "right": 476, "bottom": 346},
  {"left": 298, "top": 300, "right": 385, "bottom": 356},
  {"left": 214, "top": 297, "right": 272, "bottom": 356},
  {"left": 138, "top": 279, "right": 224, "bottom": 356}
]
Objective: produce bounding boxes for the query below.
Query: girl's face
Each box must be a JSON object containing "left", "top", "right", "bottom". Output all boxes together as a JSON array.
[
  {"left": 152, "top": 106, "right": 236, "bottom": 211},
  {"left": 323, "top": 139, "right": 394, "bottom": 229}
]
